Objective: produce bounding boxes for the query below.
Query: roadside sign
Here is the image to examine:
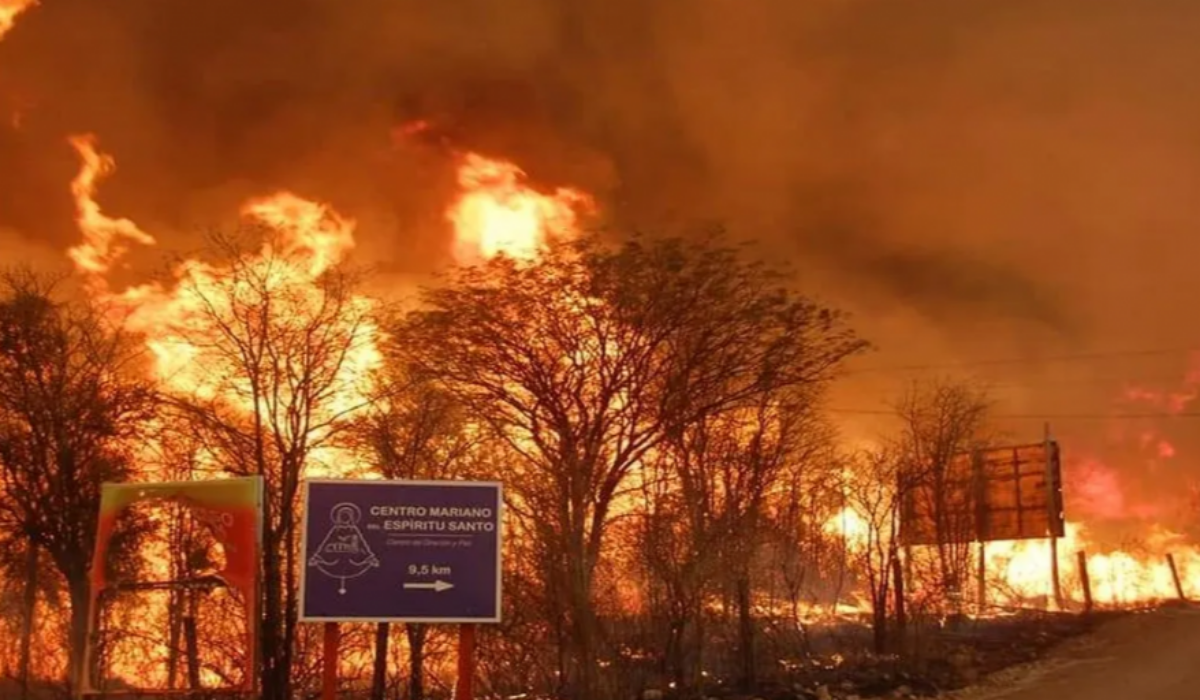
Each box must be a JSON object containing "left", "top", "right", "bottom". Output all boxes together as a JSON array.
[{"left": 299, "top": 479, "right": 503, "bottom": 623}]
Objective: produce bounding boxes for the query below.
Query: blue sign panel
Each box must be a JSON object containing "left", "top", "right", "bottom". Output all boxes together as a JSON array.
[{"left": 299, "top": 479, "right": 503, "bottom": 623}]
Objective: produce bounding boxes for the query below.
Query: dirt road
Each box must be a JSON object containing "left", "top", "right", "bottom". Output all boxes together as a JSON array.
[{"left": 956, "top": 605, "right": 1200, "bottom": 700}]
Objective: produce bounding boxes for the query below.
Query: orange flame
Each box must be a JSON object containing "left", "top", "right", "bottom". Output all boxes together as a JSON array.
[
  {"left": 67, "top": 135, "right": 156, "bottom": 277},
  {"left": 823, "top": 502, "right": 1200, "bottom": 611},
  {"left": 241, "top": 192, "right": 356, "bottom": 276},
  {"left": 447, "top": 152, "right": 592, "bottom": 263},
  {"left": 65, "top": 137, "right": 377, "bottom": 426},
  {"left": 0, "top": 0, "right": 35, "bottom": 41},
  {"left": 63, "top": 137, "right": 382, "bottom": 685}
]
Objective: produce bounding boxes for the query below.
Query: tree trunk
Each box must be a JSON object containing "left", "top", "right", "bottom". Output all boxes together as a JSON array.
[
  {"left": 283, "top": 521, "right": 298, "bottom": 700},
  {"left": 184, "top": 592, "right": 201, "bottom": 689},
  {"left": 567, "top": 545, "right": 598, "bottom": 700},
  {"left": 664, "top": 616, "right": 686, "bottom": 693},
  {"left": 18, "top": 542, "right": 37, "bottom": 700},
  {"left": 67, "top": 575, "right": 91, "bottom": 694},
  {"left": 407, "top": 623, "right": 428, "bottom": 700},
  {"left": 891, "top": 549, "right": 907, "bottom": 650},
  {"left": 371, "top": 622, "right": 390, "bottom": 700},
  {"left": 735, "top": 575, "right": 756, "bottom": 692},
  {"left": 690, "top": 599, "right": 706, "bottom": 693},
  {"left": 872, "top": 594, "right": 888, "bottom": 654},
  {"left": 261, "top": 534, "right": 285, "bottom": 700},
  {"left": 167, "top": 587, "right": 182, "bottom": 690},
  {"left": 574, "top": 614, "right": 598, "bottom": 700}
]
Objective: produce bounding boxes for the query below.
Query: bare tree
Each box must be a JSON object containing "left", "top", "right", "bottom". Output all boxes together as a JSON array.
[
  {"left": 0, "top": 269, "right": 154, "bottom": 690},
  {"left": 643, "top": 396, "right": 831, "bottom": 692},
  {"left": 893, "top": 378, "right": 992, "bottom": 613},
  {"left": 396, "top": 231, "right": 865, "bottom": 699},
  {"left": 636, "top": 439, "right": 724, "bottom": 695},
  {"left": 841, "top": 447, "right": 908, "bottom": 654},
  {"left": 762, "top": 433, "right": 842, "bottom": 660},
  {"left": 159, "top": 232, "right": 377, "bottom": 700},
  {"left": 352, "top": 362, "right": 478, "bottom": 700}
]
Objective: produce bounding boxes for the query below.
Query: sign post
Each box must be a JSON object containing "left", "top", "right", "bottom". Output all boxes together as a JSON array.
[
  {"left": 322, "top": 622, "right": 340, "bottom": 700},
  {"left": 300, "top": 479, "right": 504, "bottom": 700},
  {"left": 456, "top": 624, "right": 476, "bottom": 700}
]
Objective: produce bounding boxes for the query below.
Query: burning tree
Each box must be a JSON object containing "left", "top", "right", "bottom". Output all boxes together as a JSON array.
[
  {"left": 352, "top": 362, "right": 480, "bottom": 700},
  {"left": 0, "top": 269, "right": 154, "bottom": 691},
  {"left": 142, "top": 226, "right": 380, "bottom": 700},
  {"left": 841, "top": 446, "right": 911, "bottom": 654},
  {"left": 762, "top": 431, "right": 844, "bottom": 627},
  {"left": 637, "top": 394, "right": 837, "bottom": 692},
  {"left": 894, "top": 378, "right": 993, "bottom": 613},
  {"left": 395, "top": 231, "right": 866, "bottom": 700}
]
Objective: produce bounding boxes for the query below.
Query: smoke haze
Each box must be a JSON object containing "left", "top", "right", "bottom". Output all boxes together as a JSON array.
[{"left": 2, "top": 0, "right": 1199, "bottom": 532}]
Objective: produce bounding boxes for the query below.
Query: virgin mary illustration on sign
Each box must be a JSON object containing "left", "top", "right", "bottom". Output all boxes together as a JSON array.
[{"left": 308, "top": 503, "right": 380, "bottom": 594}]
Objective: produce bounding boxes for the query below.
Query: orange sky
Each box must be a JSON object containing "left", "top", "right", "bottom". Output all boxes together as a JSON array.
[{"left": 2, "top": 0, "right": 1200, "bottom": 536}]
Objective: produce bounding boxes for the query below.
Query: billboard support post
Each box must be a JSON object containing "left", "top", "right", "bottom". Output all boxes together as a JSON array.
[
  {"left": 1078, "top": 550, "right": 1093, "bottom": 613},
  {"left": 1167, "top": 553, "right": 1186, "bottom": 602},
  {"left": 322, "top": 622, "right": 340, "bottom": 700},
  {"left": 976, "top": 542, "right": 987, "bottom": 613},
  {"left": 1045, "top": 423, "right": 1063, "bottom": 609},
  {"left": 456, "top": 624, "right": 476, "bottom": 700}
]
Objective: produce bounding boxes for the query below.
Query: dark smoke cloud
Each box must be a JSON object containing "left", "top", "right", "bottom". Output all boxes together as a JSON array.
[{"left": 3, "top": 0, "right": 1200, "bottom": 523}]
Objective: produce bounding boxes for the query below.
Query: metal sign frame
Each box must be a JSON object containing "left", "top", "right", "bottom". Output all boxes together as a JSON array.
[{"left": 78, "top": 476, "right": 264, "bottom": 699}]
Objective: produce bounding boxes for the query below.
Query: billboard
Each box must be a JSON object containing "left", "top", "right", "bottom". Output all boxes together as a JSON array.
[
  {"left": 900, "top": 441, "right": 1064, "bottom": 546},
  {"left": 300, "top": 479, "right": 503, "bottom": 623},
  {"left": 82, "top": 476, "right": 263, "bottom": 695}
]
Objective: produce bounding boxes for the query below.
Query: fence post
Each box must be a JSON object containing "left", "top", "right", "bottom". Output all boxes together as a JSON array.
[
  {"left": 1077, "top": 551, "right": 1093, "bottom": 614},
  {"left": 977, "top": 542, "right": 988, "bottom": 613},
  {"left": 1167, "top": 553, "right": 1186, "bottom": 602}
]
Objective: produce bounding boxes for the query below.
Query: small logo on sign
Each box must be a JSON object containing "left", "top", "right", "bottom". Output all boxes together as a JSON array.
[{"left": 308, "top": 502, "right": 380, "bottom": 594}]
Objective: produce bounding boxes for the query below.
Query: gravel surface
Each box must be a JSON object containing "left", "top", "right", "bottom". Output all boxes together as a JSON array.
[{"left": 945, "top": 605, "right": 1200, "bottom": 700}]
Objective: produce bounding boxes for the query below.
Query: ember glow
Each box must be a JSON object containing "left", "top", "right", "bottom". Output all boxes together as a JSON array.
[
  {"left": 0, "top": 0, "right": 34, "bottom": 41},
  {"left": 447, "top": 151, "right": 592, "bottom": 263},
  {"left": 66, "top": 130, "right": 1200, "bottom": 634}
]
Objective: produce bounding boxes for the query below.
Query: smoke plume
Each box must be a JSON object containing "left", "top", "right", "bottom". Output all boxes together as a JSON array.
[{"left": 2, "top": 0, "right": 1200, "bottom": 530}]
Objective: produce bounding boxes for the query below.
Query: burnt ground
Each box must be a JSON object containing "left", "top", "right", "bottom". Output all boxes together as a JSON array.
[{"left": 2, "top": 608, "right": 1143, "bottom": 700}]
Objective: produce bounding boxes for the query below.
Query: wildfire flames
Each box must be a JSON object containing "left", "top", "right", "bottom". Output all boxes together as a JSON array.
[
  {"left": 827, "top": 509, "right": 1200, "bottom": 612},
  {"left": 6, "top": 103, "right": 1197, "bottom": 687},
  {"left": 47, "top": 133, "right": 597, "bottom": 685},
  {"left": 824, "top": 350, "right": 1200, "bottom": 613},
  {"left": 68, "top": 136, "right": 377, "bottom": 427},
  {"left": 447, "top": 151, "right": 593, "bottom": 263},
  {"left": 0, "top": 0, "right": 34, "bottom": 41}
]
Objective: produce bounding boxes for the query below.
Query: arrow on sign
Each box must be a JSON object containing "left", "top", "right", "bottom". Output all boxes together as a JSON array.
[{"left": 403, "top": 580, "right": 454, "bottom": 592}]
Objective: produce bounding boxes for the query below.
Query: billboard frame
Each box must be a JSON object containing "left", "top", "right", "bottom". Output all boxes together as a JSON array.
[{"left": 899, "top": 439, "right": 1064, "bottom": 547}]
